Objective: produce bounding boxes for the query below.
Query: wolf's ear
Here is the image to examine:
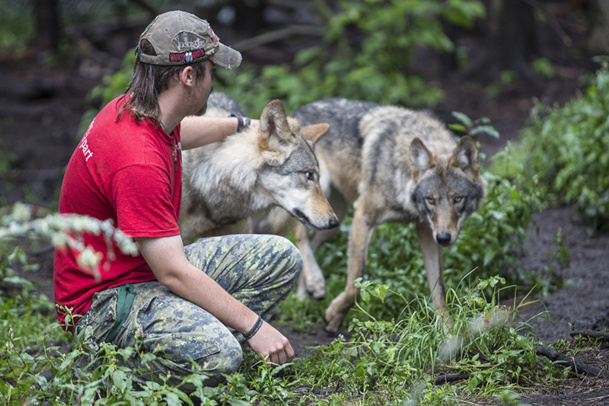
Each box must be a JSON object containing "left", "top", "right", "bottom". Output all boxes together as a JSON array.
[
  {"left": 300, "top": 123, "right": 330, "bottom": 144},
  {"left": 260, "top": 100, "right": 292, "bottom": 143},
  {"left": 410, "top": 138, "right": 435, "bottom": 176},
  {"left": 451, "top": 136, "right": 480, "bottom": 175}
]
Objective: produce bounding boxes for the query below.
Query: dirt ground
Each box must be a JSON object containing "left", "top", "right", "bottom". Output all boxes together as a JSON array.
[{"left": 1, "top": 6, "right": 608, "bottom": 404}]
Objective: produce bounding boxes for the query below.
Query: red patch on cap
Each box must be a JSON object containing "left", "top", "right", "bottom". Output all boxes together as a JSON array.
[{"left": 209, "top": 28, "right": 218, "bottom": 44}]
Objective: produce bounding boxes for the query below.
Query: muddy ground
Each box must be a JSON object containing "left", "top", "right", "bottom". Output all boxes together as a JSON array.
[{"left": 1, "top": 5, "right": 608, "bottom": 404}]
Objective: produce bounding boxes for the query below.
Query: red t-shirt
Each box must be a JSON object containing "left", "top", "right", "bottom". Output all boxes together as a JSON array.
[{"left": 53, "top": 96, "right": 182, "bottom": 329}]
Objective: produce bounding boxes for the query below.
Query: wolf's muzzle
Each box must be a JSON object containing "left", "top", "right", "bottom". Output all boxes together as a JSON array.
[{"left": 436, "top": 233, "right": 452, "bottom": 247}]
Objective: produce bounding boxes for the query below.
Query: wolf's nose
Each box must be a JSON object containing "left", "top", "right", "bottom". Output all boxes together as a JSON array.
[
  {"left": 436, "top": 233, "right": 452, "bottom": 246},
  {"left": 328, "top": 217, "right": 339, "bottom": 228}
]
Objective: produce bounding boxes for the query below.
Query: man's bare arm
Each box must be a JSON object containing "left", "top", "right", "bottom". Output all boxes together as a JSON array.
[{"left": 180, "top": 116, "right": 238, "bottom": 150}]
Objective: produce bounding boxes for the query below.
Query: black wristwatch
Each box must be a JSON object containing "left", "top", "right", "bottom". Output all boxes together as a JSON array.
[{"left": 229, "top": 113, "right": 251, "bottom": 132}]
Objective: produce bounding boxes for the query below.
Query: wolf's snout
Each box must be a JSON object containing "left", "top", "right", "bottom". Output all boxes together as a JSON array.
[
  {"left": 328, "top": 217, "right": 339, "bottom": 229},
  {"left": 436, "top": 233, "right": 452, "bottom": 247}
]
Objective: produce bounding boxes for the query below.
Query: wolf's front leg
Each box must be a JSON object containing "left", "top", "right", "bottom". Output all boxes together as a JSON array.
[
  {"left": 324, "top": 204, "right": 375, "bottom": 333},
  {"left": 415, "top": 222, "right": 451, "bottom": 331},
  {"left": 295, "top": 223, "right": 327, "bottom": 300}
]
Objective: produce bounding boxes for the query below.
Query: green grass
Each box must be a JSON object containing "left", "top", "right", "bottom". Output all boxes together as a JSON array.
[{"left": 0, "top": 271, "right": 564, "bottom": 405}]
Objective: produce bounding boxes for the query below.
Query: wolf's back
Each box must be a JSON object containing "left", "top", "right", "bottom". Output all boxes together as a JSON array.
[
  {"left": 293, "top": 98, "right": 378, "bottom": 151},
  {"left": 207, "top": 92, "right": 246, "bottom": 117}
]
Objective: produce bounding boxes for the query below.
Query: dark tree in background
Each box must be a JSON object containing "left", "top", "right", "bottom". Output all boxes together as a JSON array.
[
  {"left": 232, "top": 0, "right": 266, "bottom": 34},
  {"left": 462, "top": 0, "right": 540, "bottom": 82},
  {"left": 488, "top": 0, "right": 538, "bottom": 78},
  {"left": 587, "top": 0, "right": 609, "bottom": 53},
  {"left": 34, "top": 0, "right": 61, "bottom": 52}
]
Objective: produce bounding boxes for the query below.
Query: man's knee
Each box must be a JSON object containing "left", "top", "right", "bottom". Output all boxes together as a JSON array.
[
  {"left": 196, "top": 335, "right": 243, "bottom": 376},
  {"left": 150, "top": 331, "right": 244, "bottom": 384},
  {"left": 267, "top": 235, "right": 303, "bottom": 275}
]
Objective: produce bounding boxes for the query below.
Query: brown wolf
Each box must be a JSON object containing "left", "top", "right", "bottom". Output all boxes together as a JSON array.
[
  {"left": 257, "top": 98, "right": 487, "bottom": 333},
  {"left": 179, "top": 94, "right": 339, "bottom": 244}
]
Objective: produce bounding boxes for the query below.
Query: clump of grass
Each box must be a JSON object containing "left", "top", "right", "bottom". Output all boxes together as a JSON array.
[{"left": 285, "top": 275, "right": 562, "bottom": 405}]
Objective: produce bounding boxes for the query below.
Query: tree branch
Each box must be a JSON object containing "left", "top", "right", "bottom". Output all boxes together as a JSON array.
[
  {"left": 232, "top": 25, "right": 324, "bottom": 52},
  {"left": 536, "top": 345, "right": 606, "bottom": 378}
]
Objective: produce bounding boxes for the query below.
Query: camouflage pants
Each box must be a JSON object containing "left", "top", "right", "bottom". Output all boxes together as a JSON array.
[{"left": 73, "top": 234, "right": 302, "bottom": 390}]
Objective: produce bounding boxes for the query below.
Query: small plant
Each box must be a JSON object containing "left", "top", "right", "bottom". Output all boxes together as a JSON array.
[
  {"left": 1, "top": 203, "right": 138, "bottom": 281},
  {"left": 449, "top": 111, "right": 500, "bottom": 141},
  {"left": 0, "top": 2, "right": 33, "bottom": 53}
]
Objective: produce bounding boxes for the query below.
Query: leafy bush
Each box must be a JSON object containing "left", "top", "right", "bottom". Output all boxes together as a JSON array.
[
  {"left": 0, "top": 2, "right": 33, "bottom": 53},
  {"left": 502, "top": 58, "right": 609, "bottom": 231},
  {"left": 216, "top": 0, "right": 485, "bottom": 114}
]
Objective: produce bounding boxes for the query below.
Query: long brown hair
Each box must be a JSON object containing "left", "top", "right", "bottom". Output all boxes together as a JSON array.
[{"left": 116, "top": 39, "right": 207, "bottom": 123}]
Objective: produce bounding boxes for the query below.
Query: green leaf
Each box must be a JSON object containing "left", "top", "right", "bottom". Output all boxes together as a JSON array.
[
  {"left": 471, "top": 125, "right": 500, "bottom": 138},
  {"left": 451, "top": 111, "right": 473, "bottom": 127},
  {"left": 448, "top": 123, "right": 467, "bottom": 132}
]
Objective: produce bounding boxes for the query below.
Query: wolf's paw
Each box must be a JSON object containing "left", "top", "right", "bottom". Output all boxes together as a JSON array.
[
  {"left": 309, "top": 290, "right": 326, "bottom": 301},
  {"left": 306, "top": 284, "right": 326, "bottom": 301},
  {"left": 296, "top": 278, "right": 326, "bottom": 300},
  {"left": 323, "top": 295, "right": 351, "bottom": 333},
  {"left": 323, "top": 311, "right": 342, "bottom": 334},
  {"left": 302, "top": 263, "right": 327, "bottom": 300}
]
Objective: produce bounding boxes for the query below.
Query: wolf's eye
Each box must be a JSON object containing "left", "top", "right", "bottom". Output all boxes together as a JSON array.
[
  {"left": 305, "top": 171, "right": 315, "bottom": 181},
  {"left": 454, "top": 195, "right": 463, "bottom": 203},
  {"left": 425, "top": 197, "right": 435, "bottom": 205}
]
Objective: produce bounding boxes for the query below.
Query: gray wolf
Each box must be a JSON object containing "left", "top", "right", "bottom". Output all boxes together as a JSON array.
[
  {"left": 258, "top": 98, "right": 487, "bottom": 333},
  {"left": 179, "top": 93, "right": 339, "bottom": 244}
]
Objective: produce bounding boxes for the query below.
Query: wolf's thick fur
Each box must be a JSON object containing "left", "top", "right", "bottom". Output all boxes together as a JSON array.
[
  {"left": 179, "top": 94, "right": 338, "bottom": 244},
  {"left": 258, "top": 98, "right": 487, "bottom": 333}
]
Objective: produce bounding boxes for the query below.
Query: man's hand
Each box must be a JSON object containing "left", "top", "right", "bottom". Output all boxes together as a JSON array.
[{"left": 246, "top": 321, "right": 294, "bottom": 365}]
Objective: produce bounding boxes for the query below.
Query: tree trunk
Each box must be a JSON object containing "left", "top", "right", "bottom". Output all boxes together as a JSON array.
[
  {"left": 34, "top": 0, "right": 61, "bottom": 52},
  {"left": 232, "top": 0, "right": 266, "bottom": 35},
  {"left": 489, "top": 0, "right": 538, "bottom": 76},
  {"left": 587, "top": 0, "right": 609, "bottom": 54}
]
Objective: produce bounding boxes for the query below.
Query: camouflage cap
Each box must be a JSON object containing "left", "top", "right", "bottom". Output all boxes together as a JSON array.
[{"left": 136, "top": 10, "right": 242, "bottom": 69}]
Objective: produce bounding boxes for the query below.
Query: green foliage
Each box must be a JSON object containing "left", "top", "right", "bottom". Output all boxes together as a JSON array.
[
  {"left": 449, "top": 112, "right": 500, "bottom": 141},
  {"left": 444, "top": 172, "right": 544, "bottom": 289},
  {"left": 0, "top": 2, "right": 33, "bottom": 53},
  {"left": 79, "top": 51, "right": 137, "bottom": 136},
  {"left": 532, "top": 58, "right": 556, "bottom": 79},
  {"left": 289, "top": 277, "right": 561, "bottom": 405},
  {"left": 216, "top": 0, "right": 485, "bottom": 114},
  {"left": 0, "top": 270, "right": 564, "bottom": 405},
  {"left": 505, "top": 58, "right": 609, "bottom": 231}
]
